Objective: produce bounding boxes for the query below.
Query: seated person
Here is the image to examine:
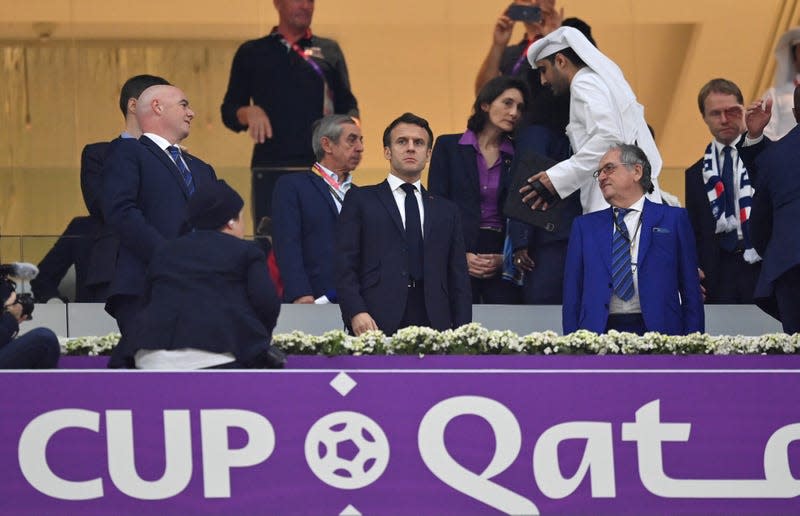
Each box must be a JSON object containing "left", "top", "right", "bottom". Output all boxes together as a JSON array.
[
  {"left": 0, "top": 281, "right": 60, "bottom": 369},
  {"left": 116, "top": 180, "right": 284, "bottom": 369}
]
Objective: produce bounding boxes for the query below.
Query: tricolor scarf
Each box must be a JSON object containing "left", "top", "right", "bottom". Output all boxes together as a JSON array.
[{"left": 701, "top": 142, "right": 761, "bottom": 264}]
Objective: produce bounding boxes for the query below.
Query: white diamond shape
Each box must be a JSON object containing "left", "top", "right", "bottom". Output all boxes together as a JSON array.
[
  {"left": 340, "top": 504, "right": 362, "bottom": 516},
  {"left": 330, "top": 372, "right": 357, "bottom": 396}
]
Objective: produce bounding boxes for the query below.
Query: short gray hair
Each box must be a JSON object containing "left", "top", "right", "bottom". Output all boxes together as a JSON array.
[
  {"left": 311, "top": 114, "right": 357, "bottom": 161},
  {"left": 609, "top": 143, "right": 654, "bottom": 194}
]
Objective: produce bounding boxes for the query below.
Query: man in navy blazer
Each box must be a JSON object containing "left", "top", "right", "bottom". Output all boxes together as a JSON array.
[
  {"left": 81, "top": 74, "right": 171, "bottom": 302},
  {"left": 272, "top": 114, "right": 363, "bottom": 303},
  {"left": 563, "top": 144, "right": 704, "bottom": 335},
  {"left": 103, "top": 84, "right": 217, "bottom": 349},
  {"left": 336, "top": 113, "right": 472, "bottom": 335},
  {"left": 750, "top": 85, "right": 800, "bottom": 333},
  {"left": 684, "top": 79, "right": 771, "bottom": 304}
]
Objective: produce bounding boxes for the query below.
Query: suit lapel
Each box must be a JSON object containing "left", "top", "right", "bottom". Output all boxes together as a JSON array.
[
  {"left": 422, "top": 187, "right": 433, "bottom": 241},
  {"left": 309, "top": 173, "right": 339, "bottom": 216},
  {"left": 637, "top": 199, "right": 662, "bottom": 265},
  {"left": 457, "top": 143, "right": 481, "bottom": 196},
  {"left": 139, "top": 135, "right": 192, "bottom": 198},
  {"left": 377, "top": 180, "right": 405, "bottom": 236},
  {"left": 585, "top": 209, "right": 613, "bottom": 273}
]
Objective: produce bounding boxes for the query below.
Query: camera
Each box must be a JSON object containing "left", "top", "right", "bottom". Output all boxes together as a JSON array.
[{"left": 0, "top": 263, "right": 38, "bottom": 320}]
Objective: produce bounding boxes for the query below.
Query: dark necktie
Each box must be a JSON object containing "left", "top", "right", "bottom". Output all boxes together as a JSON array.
[
  {"left": 167, "top": 146, "right": 195, "bottom": 196},
  {"left": 400, "top": 183, "right": 424, "bottom": 281},
  {"left": 612, "top": 208, "right": 635, "bottom": 301},
  {"left": 719, "top": 146, "right": 738, "bottom": 251}
]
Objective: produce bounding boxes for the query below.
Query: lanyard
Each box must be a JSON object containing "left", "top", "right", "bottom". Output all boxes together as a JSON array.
[
  {"left": 511, "top": 36, "right": 539, "bottom": 74},
  {"left": 273, "top": 31, "right": 335, "bottom": 115},
  {"left": 312, "top": 163, "right": 347, "bottom": 205}
]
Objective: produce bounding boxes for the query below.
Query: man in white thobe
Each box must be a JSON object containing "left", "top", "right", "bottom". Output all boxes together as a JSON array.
[
  {"left": 762, "top": 26, "right": 800, "bottom": 140},
  {"left": 520, "top": 26, "right": 662, "bottom": 214}
]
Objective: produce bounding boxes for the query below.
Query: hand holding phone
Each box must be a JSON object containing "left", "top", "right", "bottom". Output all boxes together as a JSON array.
[{"left": 505, "top": 4, "right": 542, "bottom": 23}]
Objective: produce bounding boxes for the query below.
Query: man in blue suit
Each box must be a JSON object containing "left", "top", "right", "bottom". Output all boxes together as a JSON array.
[
  {"left": 750, "top": 85, "right": 800, "bottom": 333},
  {"left": 272, "top": 114, "right": 363, "bottom": 304},
  {"left": 563, "top": 144, "right": 704, "bottom": 335},
  {"left": 336, "top": 113, "right": 472, "bottom": 336},
  {"left": 103, "top": 84, "right": 217, "bottom": 360}
]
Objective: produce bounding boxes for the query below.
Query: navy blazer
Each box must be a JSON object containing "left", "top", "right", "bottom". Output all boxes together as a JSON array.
[
  {"left": 684, "top": 136, "right": 767, "bottom": 300},
  {"left": 81, "top": 140, "right": 117, "bottom": 297},
  {"left": 121, "top": 231, "right": 280, "bottom": 365},
  {"left": 81, "top": 141, "right": 111, "bottom": 220},
  {"left": 427, "top": 133, "right": 513, "bottom": 252},
  {"left": 272, "top": 171, "right": 351, "bottom": 302},
  {"left": 336, "top": 180, "right": 472, "bottom": 335},
  {"left": 751, "top": 126, "right": 800, "bottom": 298},
  {"left": 102, "top": 135, "right": 217, "bottom": 299},
  {"left": 563, "top": 199, "right": 704, "bottom": 335}
]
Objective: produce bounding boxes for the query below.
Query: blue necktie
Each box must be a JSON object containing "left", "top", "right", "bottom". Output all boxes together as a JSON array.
[
  {"left": 400, "top": 183, "right": 424, "bottom": 281},
  {"left": 167, "top": 146, "right": 195, "bottom": 196},
  {"left": 719, "top": 146, "right": 737, "bottom": 251},
  {"left": 612, "top": 208, "right": 635, "bottom": 301}
]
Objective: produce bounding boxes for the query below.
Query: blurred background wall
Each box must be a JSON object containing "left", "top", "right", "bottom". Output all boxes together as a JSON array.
[{"left": 0, "top": 0, "right": 796, "bottom": 261}]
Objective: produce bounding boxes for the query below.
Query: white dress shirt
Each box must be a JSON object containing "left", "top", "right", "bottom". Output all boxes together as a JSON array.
[
  {"left": 609, "top": 195, "right": 645, "bottom": 315},
  {"left": 142, "top": 132, "right": 190, "bottom": 171},
  {"left": 387, "top": 173, "right": 425, "bottom": 233},
  {"left": 315, "top": 162, "right": 352, "bottom": 213}
]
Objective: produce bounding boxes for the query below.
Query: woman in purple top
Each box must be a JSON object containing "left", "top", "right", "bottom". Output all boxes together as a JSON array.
[{"left": 428, "top": 76, "right": 529, "bottom": 303}]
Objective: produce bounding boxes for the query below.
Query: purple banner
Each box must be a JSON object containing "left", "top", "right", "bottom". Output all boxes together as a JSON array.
[{"left": 1, "top": 356, "right": 799, "bottom": 515}]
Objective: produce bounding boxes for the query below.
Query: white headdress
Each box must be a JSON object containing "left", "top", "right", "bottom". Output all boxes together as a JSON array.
[
  {"left": 773, "top": 26, "right": 800, "bottom": 86},
  {"left": 527, "top": 26, "right": 662, "bottom": 179}
]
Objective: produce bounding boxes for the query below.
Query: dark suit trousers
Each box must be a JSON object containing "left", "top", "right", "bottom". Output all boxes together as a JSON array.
[
  {"left": 399, "top": 283, "right": 430, "bottom": 331},
  {"left": 107, "top": 295, "right": 145, "bottom": 368},
  {"left": 522, "top": 239, "right": 568, "bottom": 304},
  {"left": 710, "top": 248, "right": 761, "bottom": 304},
  {"left": 0, "top": 328, "right": 60, "bottom": 369},
  {"left": 774, "top": 265, "right": 800, "bottom": 333}
]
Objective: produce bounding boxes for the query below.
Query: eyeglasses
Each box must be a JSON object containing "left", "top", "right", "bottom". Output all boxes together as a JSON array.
[
  {"left": 593, "top": 162, "right": 635, "bottom": 179},
  {"left": 704, "top": 106, "right": 743, "bottom": 120}
]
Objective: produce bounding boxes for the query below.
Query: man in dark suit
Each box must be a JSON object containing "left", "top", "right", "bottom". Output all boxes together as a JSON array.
[
  {"left": 121, "top": 180, "right": 283, "bottom": 369},
  {"left": 272, "top": 114, "right": 363, "bottom": 304},
  {"left": 684, "top": 78, "right": 771, "bottom": 304},
  {"left": 80, "top": 74, "right": 170, "bottom": 301},
  {"left": 336, "top": 113, "right": 472, "bottom": 336},
  {"left": 563, "top": 144, "right": 704, "bottom": 335},
  {"left": 103, "top": 84, "right": 217, "bottom": 357},
  {"left": 750, "top": 85, "right": 800, "bottom": 333}
]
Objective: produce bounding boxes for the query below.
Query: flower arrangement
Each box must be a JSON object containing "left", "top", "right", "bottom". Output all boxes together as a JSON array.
[{"left": 60, "top": 324, "right": 800, "bottom": 357}]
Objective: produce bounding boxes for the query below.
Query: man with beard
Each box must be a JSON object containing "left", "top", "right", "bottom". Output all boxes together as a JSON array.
[{"left": 521, "top": 26, "right": 662, "bottom": 214}]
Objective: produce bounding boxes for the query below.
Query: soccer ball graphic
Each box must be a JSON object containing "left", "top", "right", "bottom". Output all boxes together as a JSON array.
[{"left": 305, "top": 411, "right": 390, "bottom": 489}]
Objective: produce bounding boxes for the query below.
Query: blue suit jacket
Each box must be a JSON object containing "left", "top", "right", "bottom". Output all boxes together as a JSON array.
[
  {"left": 751, "top": 125, "right": 800, "bottom": 298},
  {"left": 272, "top": 171, "right": 351, "bottom": 302},
  {"left": 563, "top": 199, "right": 704, "bottom": 335},
  {"left": 427, "top": 133, "right": 512, "bottom": 252},
  {"left": 336, "top": 180, "right": 472, "bottom": 335},
  {"left": 102, "top": 136, "right": 217, "bottom": 300}
]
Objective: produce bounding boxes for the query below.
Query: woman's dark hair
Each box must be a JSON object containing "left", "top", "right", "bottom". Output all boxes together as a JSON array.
[{"left": 466, "top": 76, "right": 530, "bottom": 134}]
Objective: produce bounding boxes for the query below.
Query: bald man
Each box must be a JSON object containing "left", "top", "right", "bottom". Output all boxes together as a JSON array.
[{"left": 103, "top": 85, "right": 218, "bottom": 366}]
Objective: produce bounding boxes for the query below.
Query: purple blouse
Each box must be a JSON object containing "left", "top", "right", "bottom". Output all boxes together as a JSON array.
[{"left": 458, "top": 130, "right": 514, "bottom": 230}]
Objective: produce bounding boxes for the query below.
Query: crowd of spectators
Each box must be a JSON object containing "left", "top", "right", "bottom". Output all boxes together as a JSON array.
[{"left": 12, "top": 0, "right": 800, "bottom": 369}]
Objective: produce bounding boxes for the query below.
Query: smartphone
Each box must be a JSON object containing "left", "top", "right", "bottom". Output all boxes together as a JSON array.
[{"left": 506, "top": 4, "right": 542, "bottom": 23}]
